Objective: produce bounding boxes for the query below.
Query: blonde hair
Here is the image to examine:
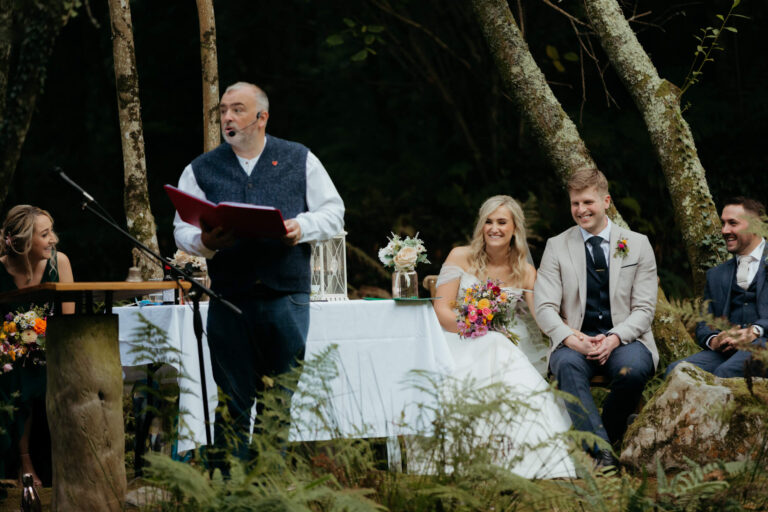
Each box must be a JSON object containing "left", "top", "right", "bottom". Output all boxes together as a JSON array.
[
  {"left": 1, "top": 205, "right": 58, "bottom": 281},
  {"left": 567, "top": 166, "right": 609, "bottom": 195},
  {"left": 468, "top": 195, "right": 529, "bottom": 286}
]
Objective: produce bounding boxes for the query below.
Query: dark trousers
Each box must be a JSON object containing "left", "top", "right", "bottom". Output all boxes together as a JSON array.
[
  {"left": 666, "top": 338, "right": 767, "bottom": 378},
  {"left": 206, "top": 291, "right": 310, "bottom": 462},
  {"left": 549, "top": 341, "right": 654, "bottom": 448}
]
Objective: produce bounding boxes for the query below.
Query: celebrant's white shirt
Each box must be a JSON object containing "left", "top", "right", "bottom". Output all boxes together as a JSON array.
[{"left": 173, "top": 136, "right": 345, "bottom": 259}]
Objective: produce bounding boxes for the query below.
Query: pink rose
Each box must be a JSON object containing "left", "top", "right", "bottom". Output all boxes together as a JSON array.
[{"left": 2, "top": 363, "right": 11, "bottom": 373}]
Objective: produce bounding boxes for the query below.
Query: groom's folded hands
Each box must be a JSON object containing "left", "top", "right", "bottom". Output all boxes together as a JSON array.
[{"left": 586, "top": 334, "right": 621, "bottom": 365}]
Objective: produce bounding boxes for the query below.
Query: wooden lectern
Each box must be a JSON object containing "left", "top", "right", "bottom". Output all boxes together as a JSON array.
[{"left": 0, "top": 281, "right": 188, "bottom": 512}]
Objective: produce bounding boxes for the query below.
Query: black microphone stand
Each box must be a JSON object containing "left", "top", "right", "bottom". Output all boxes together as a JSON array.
[{"left": 56, "top": 168, "right": 239, "bottom": 450}]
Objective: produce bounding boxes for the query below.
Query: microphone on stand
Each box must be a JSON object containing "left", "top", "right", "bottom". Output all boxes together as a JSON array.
[{"left": 53, "top": 166, "right": 96, "bottom": 203}]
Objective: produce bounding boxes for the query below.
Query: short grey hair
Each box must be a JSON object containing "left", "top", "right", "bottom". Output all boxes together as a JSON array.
[{"left": 224, "top": 82, "right": 270, "bottom": 112}]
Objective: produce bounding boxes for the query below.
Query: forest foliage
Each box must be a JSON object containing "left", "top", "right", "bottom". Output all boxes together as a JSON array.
[{"left": 3, "top": 0, "right": 767, "bottom": 297}]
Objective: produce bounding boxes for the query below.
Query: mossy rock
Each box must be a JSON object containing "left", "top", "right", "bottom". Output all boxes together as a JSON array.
[{"left": 620, "top": 363, "right": 768, "bottom": 472}]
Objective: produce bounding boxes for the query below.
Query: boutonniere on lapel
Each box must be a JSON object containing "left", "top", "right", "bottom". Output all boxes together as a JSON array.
[{"left": 614, "top": 238, "right": 629, "bottom": 258}]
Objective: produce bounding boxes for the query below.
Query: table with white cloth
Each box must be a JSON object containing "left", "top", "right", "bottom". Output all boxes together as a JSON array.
[{"left": 116, "top": 300, "right": 454, "bottom": 452}]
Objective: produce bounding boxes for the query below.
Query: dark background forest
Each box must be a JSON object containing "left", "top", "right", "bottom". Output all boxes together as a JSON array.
[{"left": 7, "top": 0, "right": 767, "bottom": 297}]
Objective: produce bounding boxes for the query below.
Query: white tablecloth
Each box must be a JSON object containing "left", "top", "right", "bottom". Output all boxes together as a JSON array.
[{"left": 116, "top": 300, "right": 454, "bottom": 452}]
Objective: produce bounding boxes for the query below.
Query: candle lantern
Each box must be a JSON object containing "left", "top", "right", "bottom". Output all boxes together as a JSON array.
[{"left": 310, "top": 232, "right": 348, "bottom": 301}]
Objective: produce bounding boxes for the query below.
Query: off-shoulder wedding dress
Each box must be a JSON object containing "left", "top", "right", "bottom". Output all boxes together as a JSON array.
[{"left": 429, "top": 264, "right": 576, "bottom": 479}]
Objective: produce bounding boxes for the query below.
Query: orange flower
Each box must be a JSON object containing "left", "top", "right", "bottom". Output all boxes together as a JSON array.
[
  {"left": 4, "top": 321, "right": 16, "bottom": 334},
  {"left": 33, "top": 318, "right": 46, "bottom": 335}
]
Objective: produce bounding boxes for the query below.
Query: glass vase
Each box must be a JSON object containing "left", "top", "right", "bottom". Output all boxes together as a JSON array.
[{"left": 392, "top": 270, "right": 418, "bottom": 299}]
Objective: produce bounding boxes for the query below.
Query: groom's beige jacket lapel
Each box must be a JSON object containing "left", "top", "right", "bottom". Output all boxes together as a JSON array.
[{"left": 535, "top": 223, "right": 659, "bottom": 369}]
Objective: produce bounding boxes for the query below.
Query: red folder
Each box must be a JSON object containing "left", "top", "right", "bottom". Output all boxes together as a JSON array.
[{"left": 165, "top": 184, "right": 287, "bottom": 238}]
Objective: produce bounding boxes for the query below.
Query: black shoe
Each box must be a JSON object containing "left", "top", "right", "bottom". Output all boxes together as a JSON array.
[{"left": 594, "top": 449, "right": 619, "bottom": 470}]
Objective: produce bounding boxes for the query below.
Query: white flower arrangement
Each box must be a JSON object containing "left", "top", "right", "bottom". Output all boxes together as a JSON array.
[
  {"left": 378, "top": 233, "right": 429, "bottom": 272},
  {"left": 170, "top": 250, "right": 208, "bottom": 273}
]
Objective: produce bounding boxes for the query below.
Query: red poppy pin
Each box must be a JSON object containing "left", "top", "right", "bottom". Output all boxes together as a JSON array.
[{"left": 272, "top": 160, "right": 278, "bottom": 166}]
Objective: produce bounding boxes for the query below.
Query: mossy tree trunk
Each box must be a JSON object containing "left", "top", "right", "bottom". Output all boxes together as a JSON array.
[
  {"left": 196, "top": 0, "right": 220, "bottom": 153},
  {"left": 584, "top": 0, "right": 727, "bottom": 294},
  {"left": 0, "top": 2, "right": 74, "bottom": 209},
  {"left": 108, "top": 0, "right": 162, "bottom": 279},
  {"left": 469, "top": 0, "right": 695, "bottom": 358}
]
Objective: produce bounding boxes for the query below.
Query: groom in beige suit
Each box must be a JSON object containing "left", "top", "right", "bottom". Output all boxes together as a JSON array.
[{"left": 535, "top": 167, "right": 658, "bottom": 468}]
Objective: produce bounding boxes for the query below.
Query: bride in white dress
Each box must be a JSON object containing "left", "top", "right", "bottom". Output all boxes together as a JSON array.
[{"left": 430, "top": 195, "right": 575, "bottom": 479}]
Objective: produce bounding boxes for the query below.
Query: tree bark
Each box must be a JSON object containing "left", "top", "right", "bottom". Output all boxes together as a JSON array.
[
  {"left": 0, "top": 3, "right": 70, "bottom": 209},
  {"left": 196, "top": 0, "right": 220, "bottom": 152},
  {"left": 584, "top": 0, "right": 727, "bottom": 294},
  {"left": 108, "top": 0, "right": 161, "bottom": 279},
  {"left": 0, "top": 0, "right": 12, "bottom": 117},
  {"left": 468, "top": 0, "right": 695, "bottom": 356},
  {"left": 47, "top": 316, "right": 126, "bottom": 511}
]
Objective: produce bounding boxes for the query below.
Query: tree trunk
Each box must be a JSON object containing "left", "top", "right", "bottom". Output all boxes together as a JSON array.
[
  {"left": 0, "top": 0, "right": 12, "bottom": 117},
  {"left": 0, "top": 3, "right": 69, "bottom": 209},
  {"left": 468, "top": 0, "right": 695, "bottom": 357},
  {"left": 108, "top": 0, "right": 161, "bottom": 279},
  {"left": 584, "top": 0, "right": 727, "bottom": 294},
  {"left": 47, "top": 316, "right": 126, "bottom": 511},
  {"left": 196, "top": 0, "right": 220, "bottom": 152}
]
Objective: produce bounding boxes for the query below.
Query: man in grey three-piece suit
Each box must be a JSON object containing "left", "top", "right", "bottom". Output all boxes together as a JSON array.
[
  {"left": 535, "top": 167, "right": 658, "bottom": 468},
  {"left": 668, "top": 197, "right": 768, "bottom": 378}
]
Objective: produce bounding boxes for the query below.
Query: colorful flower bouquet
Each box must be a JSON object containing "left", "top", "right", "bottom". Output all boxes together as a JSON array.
[
  {"left": 0, "top": 306, "right": 48, "bottom": 373},
  {"left": 455, "top": 279, "right": 521, "bottom": 344},
  {"left": 378, "top": 233, "right": 429, "bottom": 271}
]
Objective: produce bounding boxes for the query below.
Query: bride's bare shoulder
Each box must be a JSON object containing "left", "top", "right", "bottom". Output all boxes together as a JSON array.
[{"left": 444, "top": 246, "right": 471, "bottom": 271}]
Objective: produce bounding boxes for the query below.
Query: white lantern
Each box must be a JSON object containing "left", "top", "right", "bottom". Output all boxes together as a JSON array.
[{"left": 310, "top": 232, "right": 348, "bottom": 301}]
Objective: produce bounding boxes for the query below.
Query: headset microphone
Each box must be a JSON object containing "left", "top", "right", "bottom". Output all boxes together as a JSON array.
[{"left": 226, "top": 111, "right": 262, "bottom": 138}]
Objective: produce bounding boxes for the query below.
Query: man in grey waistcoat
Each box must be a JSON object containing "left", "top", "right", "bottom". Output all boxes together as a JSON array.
[
  {"left": 173, "top": 82, "right": 344, "bottom": 465},
  {"left": 667, "top": 197, "right": 768, "bottom": 378}
]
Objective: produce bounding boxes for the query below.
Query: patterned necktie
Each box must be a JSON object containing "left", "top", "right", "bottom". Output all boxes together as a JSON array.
[
  {"left": 736, "top": 255, "right": 754, "bottom": 289},
  {"left": 587, "top": 236, "right": 607, "bottom": 271}
]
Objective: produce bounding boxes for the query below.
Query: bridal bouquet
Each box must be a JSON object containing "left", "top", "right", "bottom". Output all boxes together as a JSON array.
[
  {"left": 0, "top": 306, "right": 48, "bottom": 373},
  {"left": 455, "top": 279, "right": 520, "bottom": 344},
  {"left": 378, "top": 233, "right": 429, "bottom": 271}
]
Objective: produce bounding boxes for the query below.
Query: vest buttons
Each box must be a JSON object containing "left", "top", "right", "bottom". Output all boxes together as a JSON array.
[{"left": 247, "top": 183, "right": 253, "bottom": 189}]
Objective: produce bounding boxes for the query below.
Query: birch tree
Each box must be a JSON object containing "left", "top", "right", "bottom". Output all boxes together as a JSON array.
[
  {"left": 196, "top": 0, "right": 220, "bottom": 152},
  {"left": 584, "top": 0, "right": 728, "bottom": 294},
  {"left": 469, "top": 0, "right": 696, "bottom": 362},
  {"left": 108, "top": 0, "right": 161, "bottom": 279}
]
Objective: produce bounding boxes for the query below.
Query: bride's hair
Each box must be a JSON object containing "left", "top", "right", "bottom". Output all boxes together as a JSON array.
[
  {"left": 468, "top": 195, "right": 529, "bottom": 286},
  {"left": 1, "top": 205, "right": 59, "bottom": 281}
]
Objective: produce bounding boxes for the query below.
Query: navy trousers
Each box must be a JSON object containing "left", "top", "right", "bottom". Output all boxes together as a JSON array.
[
  {"left": 206, "top": 291, "right": 310, "bottom": 462},
  {"left": 549, "top": 341, "right": 654, "bottom": 448},
  {"left": 666, "top": 338, "right": 767, "bottom": 378}
]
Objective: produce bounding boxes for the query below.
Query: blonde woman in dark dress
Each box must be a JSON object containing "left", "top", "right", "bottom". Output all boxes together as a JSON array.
[{"left": 0, "top": 205, "right": 73, "bottom": 487}]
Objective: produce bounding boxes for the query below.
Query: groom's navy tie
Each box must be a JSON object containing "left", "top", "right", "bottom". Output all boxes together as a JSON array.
[{"left": 588, "top": 236, "right": 607, "bottom": 271}]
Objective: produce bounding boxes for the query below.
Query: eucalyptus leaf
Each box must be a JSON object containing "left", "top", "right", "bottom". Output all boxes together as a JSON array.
[
  {"left": 326, "top": 34, "right": 344, "bottom": 46},
  {"left": 351, "top": 49, "right": 368, "bottom": 61}
]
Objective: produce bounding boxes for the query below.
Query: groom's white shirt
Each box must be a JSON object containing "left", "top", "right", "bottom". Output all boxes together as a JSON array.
[{"left": 534, "top": 221, "right": 659, "bottom": 369}]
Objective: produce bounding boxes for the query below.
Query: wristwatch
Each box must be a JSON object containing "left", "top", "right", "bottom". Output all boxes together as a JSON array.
[{"left": 752, "top": 324, "right": 764, "bottom": 338}]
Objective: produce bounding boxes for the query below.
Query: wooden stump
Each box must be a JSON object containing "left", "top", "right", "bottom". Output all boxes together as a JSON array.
[{"left": 46, "top": 315, "right": 126, "bottom": 511}]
